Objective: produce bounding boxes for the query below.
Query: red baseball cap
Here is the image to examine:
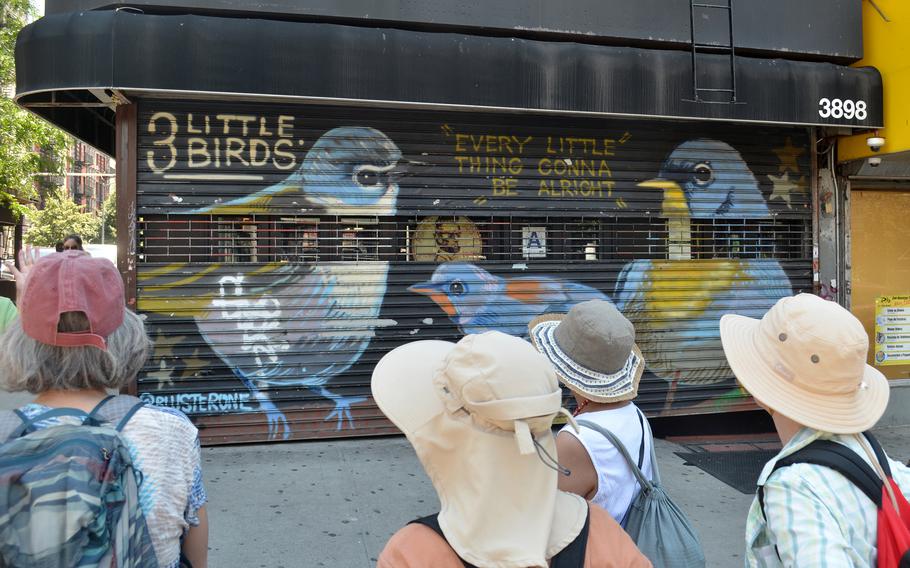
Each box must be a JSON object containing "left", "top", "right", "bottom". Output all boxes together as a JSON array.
[{"left": 19, "top": 250, "right": 125, "bottom": 350}]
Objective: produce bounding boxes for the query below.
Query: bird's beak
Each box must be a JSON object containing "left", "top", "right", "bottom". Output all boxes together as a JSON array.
[
  {"left": 408, "top": 283, "right": 456, "bottom": 316},
  {"left": 637, "top": 179, "right": 689, "bottom": 218}
]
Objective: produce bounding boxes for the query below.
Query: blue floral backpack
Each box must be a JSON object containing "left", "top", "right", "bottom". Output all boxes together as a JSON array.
[{"left": 0, "top": 395, "right": 159, "bottom": 567}]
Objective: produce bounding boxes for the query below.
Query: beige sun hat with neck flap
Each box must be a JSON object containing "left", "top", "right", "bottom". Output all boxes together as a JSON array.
[
  {"left": 371, "top": 331, "right": 587, "bottom": 568},
  {"left": 720, "top": 293, "right": 889, "bottom": 434},
  {"left": 529, "top": 299, "right": 645, "bottom": 403}
]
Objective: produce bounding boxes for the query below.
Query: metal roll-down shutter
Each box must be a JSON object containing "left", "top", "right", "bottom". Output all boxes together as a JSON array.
[{"left": 135, "top": 100, "right": 812, "bottom": 443}]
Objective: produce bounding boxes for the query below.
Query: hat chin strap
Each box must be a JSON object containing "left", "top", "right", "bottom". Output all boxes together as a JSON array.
[
  {"left": 515, "top": 419, "right": 535, "bottom": 455},
  {"left": 515, "top": 408, "right": 578, "bottom": 455}
]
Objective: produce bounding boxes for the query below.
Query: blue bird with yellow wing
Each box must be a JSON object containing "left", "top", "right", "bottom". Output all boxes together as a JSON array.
[
  {"left": 617, "top": 138, "right": 794, "bottom": 410},
  {"left": 639, "top": 138, "right": 771, "bottom": 219},
  {"left": 614, "top": 259, "right": 792, "bottom": 386},
  {"left": 408, "top": 262, "right": 610, "bottom": 336}
]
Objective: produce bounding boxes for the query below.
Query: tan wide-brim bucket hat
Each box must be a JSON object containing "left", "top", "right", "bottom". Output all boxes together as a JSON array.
[{"left": 720, "top": 293, "right": 889, "bottom": 434}]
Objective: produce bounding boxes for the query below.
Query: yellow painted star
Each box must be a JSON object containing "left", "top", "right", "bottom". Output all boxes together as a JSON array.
[
  {"left": 151, "top": 331, "right": 178, "bottom": 358},
  {"left": 147, "top": 358, "right": 176, "bottom": 390},
  {"left": 773, "top": 137, "right": 805, "bottom": 174},
  {"left": 768, "top": 172, "right": 802, "bottom": 209}
]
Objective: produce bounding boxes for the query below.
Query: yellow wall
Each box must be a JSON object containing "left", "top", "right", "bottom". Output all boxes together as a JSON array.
[
  {"left": 850, "top": 189, "right": 910, "bottom": 379},
  {"left": 839, "top": 0, "right": 910, "bottom": 161}
]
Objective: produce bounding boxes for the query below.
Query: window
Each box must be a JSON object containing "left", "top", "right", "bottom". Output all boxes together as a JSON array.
[
  {"left": 275, "top": 218, "right": 319, "bottom": 262},
  {"left": 215, "top": 218, "right": 259, "bottom": 263},
  {"left": 0, "top": 224, "right": 14, "bottom": 262},
  {"left": 335, "top": 218, "right": 383, "bottom": 261}
]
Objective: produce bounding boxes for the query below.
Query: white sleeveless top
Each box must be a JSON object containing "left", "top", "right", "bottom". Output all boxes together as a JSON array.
[{"left": 560, "top": 402, "right": 654, "bottom": 522}]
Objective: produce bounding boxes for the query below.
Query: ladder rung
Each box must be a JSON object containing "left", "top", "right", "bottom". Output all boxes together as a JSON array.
[
  {"left": 696, "top": 87, "right": 735, "bottom": 93},
  {"left": 692, "top": 3, "right": 731, "bottom": 9},
  {"left": 691, "top": 98, "right": 740, "bottom": 105},
  {"left": 693, "top": 44, "right": 733, "bottom": 53}
]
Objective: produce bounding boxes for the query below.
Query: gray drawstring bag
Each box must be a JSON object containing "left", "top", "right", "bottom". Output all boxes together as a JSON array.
[{"left": 576, "top": 415, "right": 705, "bottom": 568}]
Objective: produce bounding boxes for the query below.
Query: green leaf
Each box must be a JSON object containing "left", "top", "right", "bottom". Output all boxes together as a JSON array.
[
  {"left": 24, "top": 188, "right": 102, "bottom": 246},
  {"left": 0, "top": 1, "right": 71, "bottom": 214}
]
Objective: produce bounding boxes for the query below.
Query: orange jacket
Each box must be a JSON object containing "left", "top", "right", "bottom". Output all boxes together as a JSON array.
[{"left": 378, "top": 504, "right": 653, "bottom": 568}]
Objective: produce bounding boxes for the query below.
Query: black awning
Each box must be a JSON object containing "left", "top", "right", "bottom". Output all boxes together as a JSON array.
[{"left": 16, "top": 10, "right": 883, "bottom": 156}]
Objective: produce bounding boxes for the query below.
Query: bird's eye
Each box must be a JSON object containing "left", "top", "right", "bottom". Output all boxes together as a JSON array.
[
  {"left": 693, "top": 163, "right": 713, "bottom": 187},
  {"left": 355, "top": 170, "right": 381, "bottom": 187},
  {"left": 449, "top": 281, "right": 466, "bottom": 296}
]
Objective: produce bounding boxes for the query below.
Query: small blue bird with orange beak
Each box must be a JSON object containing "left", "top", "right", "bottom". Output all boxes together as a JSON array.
[{"left": 408, "top": 262, "right": 611, "bottom": 337}]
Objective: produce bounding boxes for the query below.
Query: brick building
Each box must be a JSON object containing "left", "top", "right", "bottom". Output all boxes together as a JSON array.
[{"left": 65, "top": 141, "right": 114, "bottom": 214}]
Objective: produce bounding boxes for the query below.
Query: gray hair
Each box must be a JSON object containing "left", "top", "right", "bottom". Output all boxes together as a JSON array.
[{"left": 0, "top": 310, "right": 152, "bottom": 394}]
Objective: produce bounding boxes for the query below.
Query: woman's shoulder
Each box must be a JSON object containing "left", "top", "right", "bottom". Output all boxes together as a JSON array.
[
  {"left": 138, "top": 403, "right": 194, "bottom": 424},
  {"left": 128, "top": 404, "right": 199, "bottom": 443}
]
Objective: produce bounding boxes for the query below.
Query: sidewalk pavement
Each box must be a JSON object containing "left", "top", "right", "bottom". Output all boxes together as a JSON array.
[{"left": 201, "top": 424, "right": 910, "bottom": 567}]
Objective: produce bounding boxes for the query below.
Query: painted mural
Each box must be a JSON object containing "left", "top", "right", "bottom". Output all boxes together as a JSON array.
[
  {"left": 137, "top": 102, "right": 812, "bottom": 442},
  {"left": 138, "top": 262, "right": 394, "bottom": 439},
  {"left": 412, "top": 217, "right": 483, "bottom": 262},
  {"left": 188, "top": 127, "right": 408, "bottom": 217},
  {"left": 409, "top": 263, "right": 609, "bottom": 336}
]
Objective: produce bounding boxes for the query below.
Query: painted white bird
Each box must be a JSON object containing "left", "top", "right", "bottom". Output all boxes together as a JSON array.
[{"left": 138, "top": 261, "right": 394, "bottom": 440}]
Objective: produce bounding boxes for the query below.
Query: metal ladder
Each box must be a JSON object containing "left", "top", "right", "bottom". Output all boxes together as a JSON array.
[{"left": 689, "top": 0, "right": 737, "bottom": 103}]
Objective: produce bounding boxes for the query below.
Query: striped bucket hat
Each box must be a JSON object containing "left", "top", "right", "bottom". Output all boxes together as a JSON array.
[{"left": 529, "top": 300, "right": 644, "bottom": 403}]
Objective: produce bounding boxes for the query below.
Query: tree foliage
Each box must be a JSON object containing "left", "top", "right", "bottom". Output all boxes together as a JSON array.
[
  {"left": 24, "top": 188, "right": 100, "bottom": 246},
  {"left": 0, "top": 0, "right": 70, "bottom": 216}
]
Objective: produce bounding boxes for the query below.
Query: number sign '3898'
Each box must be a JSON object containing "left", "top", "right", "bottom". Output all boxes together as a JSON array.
[{"left": 818, "top": 98, "right": 867, "bottom": 120}]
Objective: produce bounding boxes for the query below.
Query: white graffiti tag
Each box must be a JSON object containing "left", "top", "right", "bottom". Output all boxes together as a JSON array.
[{"left": 212, "top": 275, "right": 290, "bottom": 371}]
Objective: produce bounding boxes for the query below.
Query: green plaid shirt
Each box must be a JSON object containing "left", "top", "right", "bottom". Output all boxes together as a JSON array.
[{"left": 746, "top": 428, "right": 910, "bottom": 567}]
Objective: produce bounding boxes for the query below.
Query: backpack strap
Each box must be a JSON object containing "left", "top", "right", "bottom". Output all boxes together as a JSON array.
[
  {"left": 89, "top": 395, "right": 146, "bottom": 432},
  {"left": 10, "top": 408, "right": 96, "bottom": 435},
  {"left": 635, "top": 410, "right": 645, "bottom": 471},
  {"left": 0, "top": 410, "right": 29, "bottom": 441},
  {"left": 758, "top": 438, "right": 884, "bottom": 520},
  {"left": 862, "top": 432, "right": 892, "bottom": 478},
  {"left": 409, "top": 515, "right": 479, "bottom": 568},
  {"left": 0, "top": 395, "right": 145, "bottom": 441},
  {"left": 755, "top": 437, "right": 885, "bottom": 564},
  {"left": 550, "top": 506, "right": 590, "bottom": 568},
  {"left": 638, "top": 408, "right": 662, "bottom": 485},
  {"left": 576, "top": 419, "right": 653, "bottom": 492},
  {"left": 85, "top": 395, "right": 116, "bottom": 424},
  {"left": 409, "top": 509, "right": 590, "bottom": 568}
]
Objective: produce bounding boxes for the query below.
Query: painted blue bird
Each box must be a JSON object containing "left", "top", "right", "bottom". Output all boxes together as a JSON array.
[
  {"left": 612, "top": 258, "right": 793, "bottom": 387},
  {"left": 408, "top": 262, "right": 611, "bottom": 337},
  {"left": 638, "top": 138, "right": 771, "bottom": 218},
  {"left": 191, "top": 126, "right": 407, "bottom": 216},
  {"left": 138, "top": 262, "right": 395, "bottom": 440},
  {"left": 614, "top": 138, "right": 793, "bottom": 411}
]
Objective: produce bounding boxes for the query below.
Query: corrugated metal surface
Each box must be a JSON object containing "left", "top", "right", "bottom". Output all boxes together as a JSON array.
[{"left": 135, "top": 100, "right": 813, "bottom": 444}]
